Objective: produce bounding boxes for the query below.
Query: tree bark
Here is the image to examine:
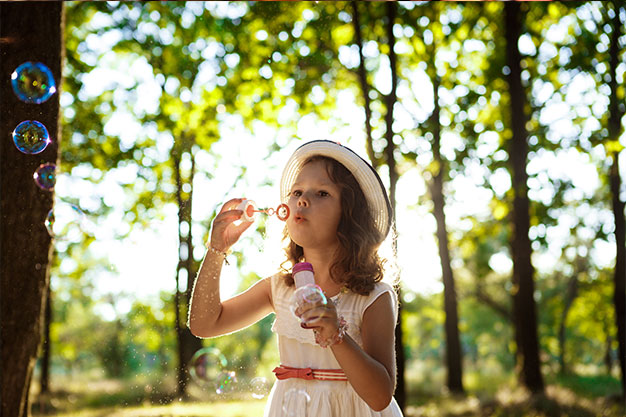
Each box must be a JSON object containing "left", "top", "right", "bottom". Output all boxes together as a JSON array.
[
  {"left": 430, "top": 75, "right": 464, "bottom": 394},
  {"left": 0, "top": 2, "right": 63, "bottom": 416},
  {"left": 607, "top": 0, "right": 625, "bottom": 399},
  {"left": 504, "top": 2, "right": 544, "bottom": 394}
]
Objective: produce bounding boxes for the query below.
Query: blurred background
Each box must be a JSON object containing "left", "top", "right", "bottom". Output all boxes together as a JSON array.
[{"left": 2, "top": 1, "right": 624, "bottom": 416}]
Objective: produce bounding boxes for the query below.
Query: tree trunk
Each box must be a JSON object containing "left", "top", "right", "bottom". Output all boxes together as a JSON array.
[
  {"left": 0, "top": 2, "right": 63, "bottom": 416},
  {"left": 383, "top": 2, "right": 406, "bottom": 410},
  {"left": 557, "top": 272, "right": 579, "bottom": 375},
  {"left": 504, "top": 2, "right": 544, "bottom": 394},
  {"left": 39, "top": 287, "right": 52, "bottom": 394},
  {"left": 173, "top": 143, "right": 202, "bottom": 397},
  {"left": 351, "top": 1, "right": 376, "bottom": 166},
  {"left": 607, "top": 0, "right": 625, "bottom": 398},
  {"left": 430, "top": 75, "right": 464, "bottom": 394}
]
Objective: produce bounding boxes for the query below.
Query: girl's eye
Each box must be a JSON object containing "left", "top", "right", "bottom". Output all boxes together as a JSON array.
[
  {"left": 291, "top": 190, "right": 302, "bottom": 197},
  {"left": 318, "top": 190, "right": 329, "bottom": 197}
]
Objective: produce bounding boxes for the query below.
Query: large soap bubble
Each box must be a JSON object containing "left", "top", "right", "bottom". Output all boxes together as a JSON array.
[{"left": 11, "top": 61, "right": 56, "bottom": 104}]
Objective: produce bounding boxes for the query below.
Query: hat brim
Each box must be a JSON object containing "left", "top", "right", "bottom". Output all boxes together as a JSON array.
[{"left": 279, "top": 140, "right": 392, "bottom": 242}]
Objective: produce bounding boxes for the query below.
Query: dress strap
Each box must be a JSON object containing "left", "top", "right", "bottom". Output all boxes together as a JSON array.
[{"left": 272, "top": 365, "right": 348, "bottom": 381}]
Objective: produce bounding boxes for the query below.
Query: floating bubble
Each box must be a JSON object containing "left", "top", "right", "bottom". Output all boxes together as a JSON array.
[
  {"left": 282, "top": 388, "right": 310, "bottom": 417},
  {"left": 33, "top": 163, "right": 56, "bottom": 191},
  {"left": 45, "top": 200, "right": 86, "bottom": 242},
  {"left": 12, "top": 120, "right": 51, "bottom": 154},
  {"left": 250, "top": 377, "right": 271, "bottom": 399},
  {"left": 189, "top": 347, "right": 227, "bottom": 387},
  {"left": 290, "top": 284, "right": 328, "bottom": 325},
  {"left": 11, "top": 61, "right": 56, "bottom": 103},
  {"left": 215, "top": 370, "right": 237, "bottom": 394}
]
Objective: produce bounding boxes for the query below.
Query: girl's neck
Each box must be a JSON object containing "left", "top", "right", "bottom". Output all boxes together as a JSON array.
[{"left": 302, "top": 247, "right": 344, "bottom": 297}]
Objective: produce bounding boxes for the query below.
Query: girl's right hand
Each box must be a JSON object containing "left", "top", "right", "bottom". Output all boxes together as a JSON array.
[{"left": 209, "top": 198, "right": 254, "bottom": 252}]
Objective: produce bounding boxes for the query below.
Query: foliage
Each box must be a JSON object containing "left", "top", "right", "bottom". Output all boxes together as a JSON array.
[{"left": 39, "top": 0, "right": 626, "bottom": 412}]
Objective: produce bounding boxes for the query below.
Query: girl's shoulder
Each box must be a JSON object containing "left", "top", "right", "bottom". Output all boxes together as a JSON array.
[{"left": 343, "top": 281, "right": 398, "bottom": 320}]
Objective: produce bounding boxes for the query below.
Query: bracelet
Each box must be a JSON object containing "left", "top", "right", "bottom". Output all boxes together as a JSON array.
[
  {"left": 206, "top": 243, "right": 230, "bottom": 265},
  {"left": 315, "top": 316, "right": 348, "bottom": 348}
]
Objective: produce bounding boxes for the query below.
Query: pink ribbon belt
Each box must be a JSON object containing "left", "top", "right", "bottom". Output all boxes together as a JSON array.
[{"left": 272, "top": 365, "right": 348, "bottom": 381}]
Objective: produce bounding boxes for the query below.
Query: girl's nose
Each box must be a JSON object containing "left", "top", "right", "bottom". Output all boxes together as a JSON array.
[{"left": 297, "top": 194, "right": 309, "bottom": 207}]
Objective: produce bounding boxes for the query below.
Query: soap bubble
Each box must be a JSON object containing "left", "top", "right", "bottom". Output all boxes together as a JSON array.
[
  {"left": 45, "top": 201, "right": 86, "bottom": 242},
  {"left": 250, "top": 377, "right": 271, "bottom": 399},
  {"left": 189, "top": 347, "right": 227, "bottom": 387},
  {"left": 291, "top": 284, "right": 328, "bottom": 325},
  {"left": 12, "top": 120, "right": 51, "bottom": 154},
  {"left": 215, "top": 370, "right": 237, "bottom": 394},
  {"left": 11, "top": 61, "right": 56, "bottom": 103},
  {"left": 33, "top": 163, "right": 56, "bottom": 191},
  {"left": 282, "top": 388, "right": 310, "bottom": 417}
]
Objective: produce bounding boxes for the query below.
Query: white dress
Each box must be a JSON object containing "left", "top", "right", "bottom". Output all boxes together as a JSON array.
[{"left": 264, "top": 274, "right": 404, "bottom": 417}]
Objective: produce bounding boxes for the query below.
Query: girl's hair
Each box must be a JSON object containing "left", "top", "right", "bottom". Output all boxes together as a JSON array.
[{"left": 280, "top": 155, "right": 385, "bottom": 295}]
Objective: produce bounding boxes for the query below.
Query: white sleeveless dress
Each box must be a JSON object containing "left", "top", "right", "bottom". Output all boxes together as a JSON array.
[{"left": 264, "top": 274, "right": 404, "bottom": 417}]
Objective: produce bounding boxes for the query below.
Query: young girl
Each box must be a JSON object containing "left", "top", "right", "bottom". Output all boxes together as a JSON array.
[{"left": 189, "top": 140, "right": 403, "bottom": 416}]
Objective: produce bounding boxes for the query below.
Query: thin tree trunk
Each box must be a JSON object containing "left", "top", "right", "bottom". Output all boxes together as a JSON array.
[
  {"left": 607, "top": 0, "right": 625, "bottom": 398},
  {"left": 504, "top": 1, "right": 544, "bottom": 394},
  {"left": 557, "top": 272, "right": 579, "bottom": 375},
  {"left": 40, "top": 287, "right": 52, "bottom": 394},
  {"left": 430, "top": 75, "right": 464, "bottom": 394},
  {"left": 173, "top": 142, "right": 202, "bottom": 398},
  {"left": 383, "top": 2, "right": 406, "bottom": 410},
  {"left": 351, "top": 1, "right": 376, "bottom": 166},
  {"left": 0, "top": 3, "right": 63, "bottom": 416}
]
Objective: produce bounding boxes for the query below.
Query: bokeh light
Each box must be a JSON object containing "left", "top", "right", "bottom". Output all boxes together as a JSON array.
[
  {"left": 12, "top": 120, "right": 51, "bottom": 154},
  {"left": 33, "top": 162, "right": 56, "bottom": 191},
  {"left": 11, "top": 61, "right": 57, "bottom": 103}
]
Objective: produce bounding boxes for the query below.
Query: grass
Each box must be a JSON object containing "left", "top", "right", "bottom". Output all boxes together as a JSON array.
[{"left": 31, "top": 373, "right": 624, "bottom": 417}]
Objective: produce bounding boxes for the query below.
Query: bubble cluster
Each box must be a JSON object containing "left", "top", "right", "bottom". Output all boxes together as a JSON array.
[
  {"left": 12, "top": 120, "right": 51, "bottom": 154},
  {"left": 33, "top": 163, "right": 56, "bottom": 191},
  {"left": 11, "top": 61, "right": 56, "bottom": 103}
]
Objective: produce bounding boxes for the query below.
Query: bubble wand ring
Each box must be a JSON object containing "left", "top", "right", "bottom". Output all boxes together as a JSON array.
[{"left": 236, "top": 200, "right": 290, "bottom": 221}]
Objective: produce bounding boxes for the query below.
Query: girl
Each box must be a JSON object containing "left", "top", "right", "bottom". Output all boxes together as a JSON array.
[{"left": 189, "top": 140, "right": 403, "bottom": 416}]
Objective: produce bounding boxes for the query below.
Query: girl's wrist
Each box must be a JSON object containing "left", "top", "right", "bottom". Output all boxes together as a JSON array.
[
  {"left": 206, "top": 243, "right": 231, "bottom": 264},
  {"left": 316, "top": 316, "right": 348, "bottom": 348}
]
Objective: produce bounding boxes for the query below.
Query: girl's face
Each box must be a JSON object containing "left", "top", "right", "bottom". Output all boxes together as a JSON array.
[{"left": 286, "top": 160, "right": 342, "bottom": 250}]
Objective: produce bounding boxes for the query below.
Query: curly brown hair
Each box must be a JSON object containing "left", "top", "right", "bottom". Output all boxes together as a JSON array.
[{"left": 280, "top": 155, "right": 385, "bottom": 295}]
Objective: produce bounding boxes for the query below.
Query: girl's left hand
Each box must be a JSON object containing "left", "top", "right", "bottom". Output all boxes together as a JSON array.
[{"left": 297, "top": 299, "right": 341, "bottom": 346}]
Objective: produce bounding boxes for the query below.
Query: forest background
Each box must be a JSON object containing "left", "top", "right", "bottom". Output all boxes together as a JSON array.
[{"left": 0, "top": 1, "right": 625, "bottom": 417}]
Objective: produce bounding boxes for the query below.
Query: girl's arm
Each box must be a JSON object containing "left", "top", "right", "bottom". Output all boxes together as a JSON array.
[
  {"left": 188, "top": 198, "right": 274, "bottom": 338},
  {"left": 188, "top": 249, "right": 273, "bottom": 338},
  {"left": 302, "top": 292, "right": 396, "bottom": 411}
]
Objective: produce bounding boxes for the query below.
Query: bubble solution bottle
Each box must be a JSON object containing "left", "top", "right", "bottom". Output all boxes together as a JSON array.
[{"left": 292, "top": 262, "right": 327, "bottom": 324}]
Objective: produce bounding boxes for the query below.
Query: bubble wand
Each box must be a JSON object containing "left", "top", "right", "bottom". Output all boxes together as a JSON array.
[{"left": 236, "top": 199, "right": 290, "bottom": 222}]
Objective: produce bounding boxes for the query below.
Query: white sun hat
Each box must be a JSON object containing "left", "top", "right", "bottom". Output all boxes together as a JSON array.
[{"left": 279, "top": 140, "right": 392, "bottom": 242}]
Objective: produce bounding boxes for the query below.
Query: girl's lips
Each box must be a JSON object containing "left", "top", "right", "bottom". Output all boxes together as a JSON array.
[{"left": 294, "top": 213, "right": 306, "bottom": 224}]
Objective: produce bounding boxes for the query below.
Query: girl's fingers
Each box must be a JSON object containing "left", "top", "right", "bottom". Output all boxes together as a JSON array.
[
  {"left": 301, "top": 307, "right": 335, "bottom": 325},
  {"left": 218, "top": 198, "right": 246, "bottom": 214}
]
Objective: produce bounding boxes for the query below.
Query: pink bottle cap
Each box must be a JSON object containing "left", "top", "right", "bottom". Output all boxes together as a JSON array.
[{"left": 292, "top": 262, "right": 313, "bottom": 274}]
